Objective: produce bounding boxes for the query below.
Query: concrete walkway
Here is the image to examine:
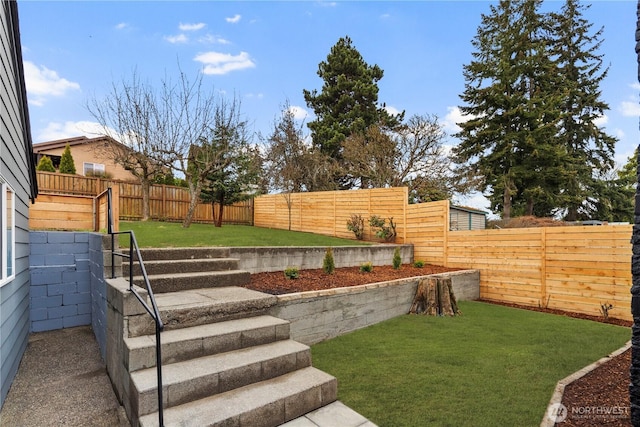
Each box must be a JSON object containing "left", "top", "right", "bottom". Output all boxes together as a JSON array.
[
  {"left": 0, "top": 326, "right": 129, "bottom": 427},
  {"left": 0, "top": 326, "right": 377, "bottom": 427}
]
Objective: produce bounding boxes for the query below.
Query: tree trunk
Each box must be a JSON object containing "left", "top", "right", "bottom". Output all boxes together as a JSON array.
[
  {"left": 409, "top": 277, "right": 460, "bottom": 316},
  {"left": 182, "top": 181, "right": 202, "bottom": 228},
  {"left": 215, "top": 192, "right": 225, "bottom": 227},
  {"left": 141, "top": 178, "right": 151, "bottom": 221}
]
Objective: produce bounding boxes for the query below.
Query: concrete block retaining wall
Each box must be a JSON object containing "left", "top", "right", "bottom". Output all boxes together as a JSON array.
[
  {"left": 269, "top": 270, "right": 479, "bottom": 345},
  {"left": 229, "top": 245, "right": 414, "bottom": 274},
  {"left": 29, "top": 232, "right": 92, "bottom": 332}
]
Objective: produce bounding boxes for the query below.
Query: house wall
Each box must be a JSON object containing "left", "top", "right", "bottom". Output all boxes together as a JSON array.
[
  {"left": 35, "top": 141, "right": 137, "bottom": 182},
  {"left": 0, "top": 2, "right": 34, "bottom": 408}
]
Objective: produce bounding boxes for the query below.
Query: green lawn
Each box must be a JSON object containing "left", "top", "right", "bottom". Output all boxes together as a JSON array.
[
  {"left": 311, "top": 301, "right": 630, "bottom": 427},
  {"left": 117, "top": 221, "right": 369, "bottom": 247}
]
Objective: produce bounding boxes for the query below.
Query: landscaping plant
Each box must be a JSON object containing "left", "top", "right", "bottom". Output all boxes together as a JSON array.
[
  {"left": 369, "top": 215, "right": 396, "bottom": 242},
  {"left": 359, "top": 262, "right": 373, "bottom": 273},
  {"left": 323, "top": 247, "right": 335, "bottom": 274},
  {"left": 392, "top": 247, "right": 401, "bottom": 269},
  {"left": 284, "top": 267, "right": 299, "bottom": 280},
  {"left": 346, "top": 213, "right": 365, "bottom": 240},
  {"left": 413, "top": 260, "right": 425, "bottom": 268}
]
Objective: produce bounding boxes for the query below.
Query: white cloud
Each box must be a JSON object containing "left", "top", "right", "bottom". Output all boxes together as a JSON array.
[
  {"left": 115, "top": 22, "right": 128, "bottom": 30},
  {"left": 179, "top": 22, "right": 206, "bottom": 31},
  {"left": 384, "top": 105, "right": 402, "bottom": 117},
  {"left": 165, "top": 34, "right": 188, "bottom": 44},
  {"left": 288, "top": 105, "right": 308, "bottom": 120},
  {"left": 443, "top": 106, "right": 468, "bottom": 134},
  {"left": 226, "top": 14, "right": 241, "bottom": 24},
  {"left": 198, "top": 34, "right": 231, "bottom": 45},
  {"left": 593, "top": 114, "right": 609, "bottom": 127},
  {"left": 631, "top": 82, "right": 640, "bottom": 91},
  {"left": 23, "top": 61, "right": 80, "bottom": 106},
  {"left": 195, "top": 51, "right": 255, "bottom": 75},
  {"left": 35, "top": 121, "right": 107, "bottom": 143},
  {"left": 317, "top": 2, "right": 337, "bottom": 7},
  {"left": 380, "top": 13, "right": 391, "bottom": 19},
  {"left": 621, "top": 100, "right": 640, "bottom": 117}
]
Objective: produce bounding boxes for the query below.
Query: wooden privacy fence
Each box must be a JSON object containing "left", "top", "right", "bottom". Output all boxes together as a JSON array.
[
  {"left": 35, "top": 171, "right": 253, "bottom": 225},
  {"left": 29, "top": 186, "right": 120, "bottom": 232},
  {"left": 254, "top": 188, "right": 633, "bottom": 322}
]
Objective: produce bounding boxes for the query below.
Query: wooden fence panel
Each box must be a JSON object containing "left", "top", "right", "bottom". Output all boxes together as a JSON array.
[
  {"left": 405, "top": 201, "right": 448, "bottom": 265},
  {"left": 29, "top": 193, "right": 95, "bottom": 230},
  {"left": 36, "top": 171, "right": 253, "bottom": 225}
]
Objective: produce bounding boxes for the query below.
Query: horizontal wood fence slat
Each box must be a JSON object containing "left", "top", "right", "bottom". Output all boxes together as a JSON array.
[{"left": 34, "top": 171, "right": 253, "bottom": 226}]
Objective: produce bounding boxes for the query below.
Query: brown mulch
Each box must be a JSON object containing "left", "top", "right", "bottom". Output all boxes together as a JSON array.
[{"left": 245, "top": 266, "right": 634, "bottom": 426}]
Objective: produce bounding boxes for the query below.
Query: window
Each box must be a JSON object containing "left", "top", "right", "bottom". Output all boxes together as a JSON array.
[
  {"left": 83, "top": 162, "right": 105, "bottom": 177},
  {"left": 0, "top": 180, "right": 15, "bottom": 286}
]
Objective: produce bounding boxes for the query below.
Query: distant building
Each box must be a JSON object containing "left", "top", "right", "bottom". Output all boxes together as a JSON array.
[
  {"left": 33, "top": 135, "right": 138, "bottom": 182},
  {"left": 450, "top": 205, "right": 487, "bottom": 231}
]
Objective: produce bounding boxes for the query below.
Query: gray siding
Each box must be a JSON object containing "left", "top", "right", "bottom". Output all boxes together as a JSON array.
[{"left": 0, "top": 2, "right": 35, "bottom": 408}]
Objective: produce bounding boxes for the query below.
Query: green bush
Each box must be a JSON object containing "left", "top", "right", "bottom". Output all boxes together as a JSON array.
[
  {"left": 323, "top": 247, "right": 335, "bottom": 275},
  {"left": 369, "top": 215, "right": 397, "bottom": 242},
  {"left": 413, "top": 260, "right": 425, "bottom": 268},
  {"left": 360, "top": 262, "right": 373, "bottom": 273},
  {"left": 346, "top": 213, "right": 365, "bottom": 240},
  {"left": 392, "top": 247, "right": 402, "bottom": 270},
  {"left": 59, "top": 144, "right": 76, "bottom": 174},
  {"left": 284, "top": 267, "right": 299, "bottom": 280},
  {"left": 36, "top": 155, "right": 55, "bottom": 172}
]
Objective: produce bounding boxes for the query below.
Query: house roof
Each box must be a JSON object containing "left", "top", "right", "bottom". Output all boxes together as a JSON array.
[
  {"left": 451, "top": 205, "right": 488, "bottom": 216},
  {"left": 33, "top": 135, "right": 117, "bottom": 152}
]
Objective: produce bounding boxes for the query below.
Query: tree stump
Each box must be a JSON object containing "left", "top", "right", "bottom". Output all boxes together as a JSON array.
[{"left": 409, "top": 277, "right": 460, "bottom": 316}]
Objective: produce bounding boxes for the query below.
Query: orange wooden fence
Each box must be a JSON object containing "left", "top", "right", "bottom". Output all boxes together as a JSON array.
[
  {"left": 35, "top": 171, "right": 253, "bottom": 225},
  {"left": 254, "top": 188, "right": 633, "bottom": 322}
]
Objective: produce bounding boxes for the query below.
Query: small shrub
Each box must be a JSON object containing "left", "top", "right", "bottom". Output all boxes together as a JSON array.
[
  {"left": 360, "top": 262, "right": 373, "bottom": 273},
  {"left": 36, "top": 155, "right": 56, "bottom": 172},
  {"left": 284, "top": 267, "right": 299, "bottom": 280},
  {"left": 323, "top": 247, "right": 335, "bottom": 275},
  {"left": 59, "top": 143, "right": 76, "bottom": 175},
  {"left": 369, "top": 215, "right": 397, "bottom": 242},
  {"left": 346, "top": 214, "right": 365, "bottom": 240},
  {"left": 392, "top": 247, "right": 402, "bottom": 270},
  {"left": 413, "top": 260, "right": 425, "bottom": 268}
]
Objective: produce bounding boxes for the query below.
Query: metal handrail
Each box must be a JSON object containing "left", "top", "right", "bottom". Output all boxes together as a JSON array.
[{"left": 104, "top": 187, "right": 164, "bottom": 427}]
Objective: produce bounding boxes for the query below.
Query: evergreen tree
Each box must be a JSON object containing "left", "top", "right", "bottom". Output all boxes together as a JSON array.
[
  {"left": 303, "top": 36, "right": 403, "bottom": 187},
  {"left": 454, "top": 0, "right": 563, "bottom": 219},
  {"left": 548, "top": 0, "right": 617, "bottom": 221},
  {"left": 59, "top": 144, "right": 76, "bottom": 174},
  {"left": 36, "top": 155, "right": 55, "bottom": 172}
]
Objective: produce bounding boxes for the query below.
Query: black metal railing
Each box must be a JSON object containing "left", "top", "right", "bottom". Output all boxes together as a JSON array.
[{"left": 104, "top": 187, "right": 164, "bottom": 427}]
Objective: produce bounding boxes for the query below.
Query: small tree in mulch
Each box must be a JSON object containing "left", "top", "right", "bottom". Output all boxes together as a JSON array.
[
  {"left": 392, "top": 247, "right": 402, "bottom": 269},
  {"left": 36, "top": 155, "right": 55, "bottom": 172},
  {"left": 409, "top": 277, "right": 460, "bottom": 316},
  {"left": 59, "top": 144, "right": 76, "bottom": 175},
  {"left": 323, "top": 247, "right": 335, "bottom": 274}
]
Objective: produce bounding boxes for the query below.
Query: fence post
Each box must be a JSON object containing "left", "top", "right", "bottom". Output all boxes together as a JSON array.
[
  {"left": 540, "top": 227, "right": 547, "bottom": 308},
  {"left": 111, "top": 185, "right": 120, "bottom": 232}
]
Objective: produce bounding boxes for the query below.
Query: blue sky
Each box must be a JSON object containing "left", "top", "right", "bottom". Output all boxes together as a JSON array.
[{"left": 17, "top": 1, "right": 639, "bottom": 211}]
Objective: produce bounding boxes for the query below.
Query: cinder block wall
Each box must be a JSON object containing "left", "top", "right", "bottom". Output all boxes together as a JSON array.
[{"left": 29, "top": 232, "right": 92, "bottom": 332}]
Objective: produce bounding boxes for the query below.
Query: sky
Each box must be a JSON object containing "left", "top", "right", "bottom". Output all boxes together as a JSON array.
[{"left": 16, "top": 0, "right": 640, "bottom": 212}]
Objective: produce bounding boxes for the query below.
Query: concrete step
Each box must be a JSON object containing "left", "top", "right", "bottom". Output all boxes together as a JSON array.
[
  {"left": 127, "top": 287, "right": 278, "bottom": 337},
  {"left": 133, "top": 270, "right": 250, "bottom": 293},
  {"left": 124, "top": 258, "right": 240, "bottom": 277},
  {"left": 137, "top": 367, "right": 338, "bottom": 427},
  {"left": 131, "top": 340, "right": 313, "bottom": 416},
  {"left": 124, "top": 315, "right": 291, "bottom": 372},
  {"left": 137, "top": 247, "right": 231, "bottom": 261}
]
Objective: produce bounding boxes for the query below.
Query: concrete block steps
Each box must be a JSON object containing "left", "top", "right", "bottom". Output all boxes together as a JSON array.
[
  {"left": 132, "top": 339, "right": 313, "bottom": 416},
  {"left": 127, "top": 287, "right": 278, "bottom": 337},
  {"left": 124, "top": 315, "right": 290, "bottom": 372},
  {"left": 137, "top": 247, "right": 231, "bottom": 261},
  {"left": 133, "top": 270, "right": 250, "bottom": 293},
  {"left": 137, "top": 367, "right": 338, "bottom": 427},
  {"left": 124, "top": 258, "right": 240, "bottom": 276}
]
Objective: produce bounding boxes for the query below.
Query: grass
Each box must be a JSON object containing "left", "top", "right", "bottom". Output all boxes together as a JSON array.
[
  {"left": 117, "top": 221, "right": 369, "bottom": 248},
  {"left": 311, "top": 301, "right": 630, "bottom": 427}
]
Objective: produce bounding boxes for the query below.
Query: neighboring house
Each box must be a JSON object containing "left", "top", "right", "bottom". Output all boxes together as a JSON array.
[
  {"left": 33, "top": 135, "right": 139, "bottom": 182},
  {"left": 0, "top": 1, "right": 38, "bottom": 409},
  {"left": 450, "top": 205, "right": 487, "bottom": 231}
]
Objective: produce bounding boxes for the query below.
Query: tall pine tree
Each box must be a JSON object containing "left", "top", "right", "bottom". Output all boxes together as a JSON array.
[{"left": 548, "top": 0, "right": 617, "bottom": 220}]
